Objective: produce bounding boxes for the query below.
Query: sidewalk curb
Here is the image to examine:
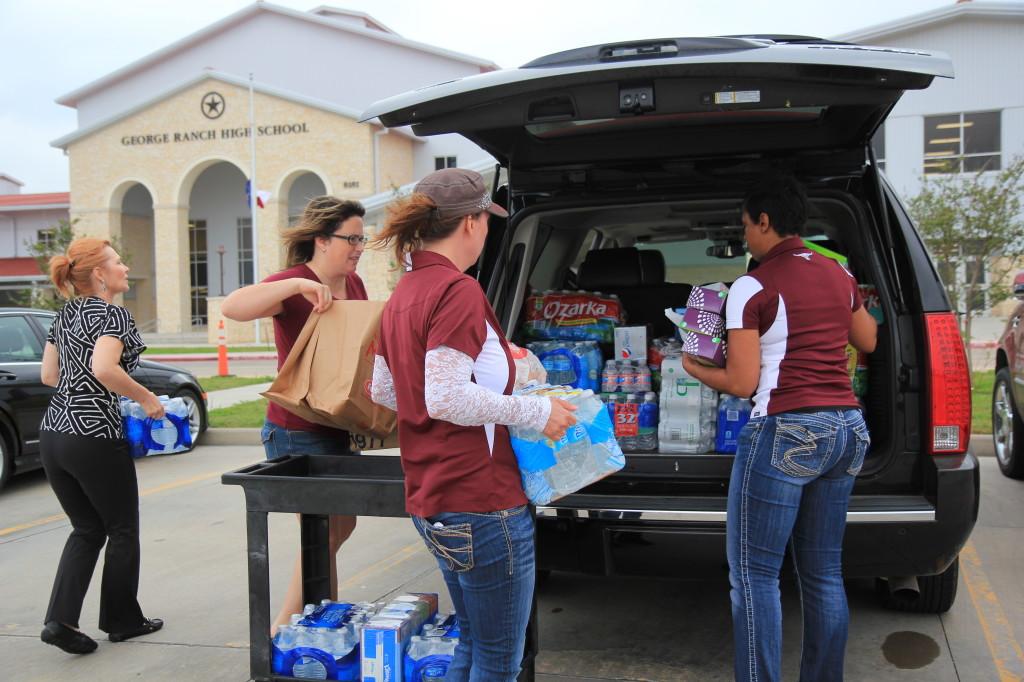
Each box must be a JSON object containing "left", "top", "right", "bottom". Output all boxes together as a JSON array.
[
  {"left": 201, "top": 428, "right": 262, "bottom": 446},
  {"left": 148, "top": 353, "right": 278, "bottom": 362}
]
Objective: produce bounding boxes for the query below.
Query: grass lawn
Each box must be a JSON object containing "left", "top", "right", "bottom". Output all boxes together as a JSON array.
[
  {"left": 972, "top": 370, "right": 994, "bottom": 435},
  {"left": 197, "top": 375, "right": 275, "bottom": 392},
  {"left": 208, "top": 398, "right": 267, "bottom": 428},
  {"left": 145, "top": 345, "right": 275, "bottom": 355}
]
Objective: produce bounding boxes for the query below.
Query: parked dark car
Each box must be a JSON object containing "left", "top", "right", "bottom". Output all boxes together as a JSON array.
[
  {"left": 362, "top": 35, "right": 979, "bottom": 613},
  {"left": 0, "top": 307, "right": 208, "bottom": 490},
  {"left": 993, "top": 272, "right": 1024, "bottom": 478}
]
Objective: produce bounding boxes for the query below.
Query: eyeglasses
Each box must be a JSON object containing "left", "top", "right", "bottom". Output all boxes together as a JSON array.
[{"left": 328, "top": 233, "right": 370, "bottom": 246}]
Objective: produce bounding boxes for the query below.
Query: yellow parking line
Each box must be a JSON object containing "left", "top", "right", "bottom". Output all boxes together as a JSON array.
[
  {"left": 961, "top": 540, "right": 1024, "bottom": 681},
  {"left": 0, "top": 470, "right": 223, "bottom": 538},
  {"left": 0, "top": 512, "right": 68, "bottom": 537},
  {"left": 337, "top": 541, "right": 426, "bottom": 592}
]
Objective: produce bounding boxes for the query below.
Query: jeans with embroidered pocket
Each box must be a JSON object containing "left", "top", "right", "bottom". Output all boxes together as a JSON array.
[
  {"left": 411, "top": 506, "right": 535, "bottom": 682},
  {"left": 727, "top": 409, "right": 869, "bottom": 682}
]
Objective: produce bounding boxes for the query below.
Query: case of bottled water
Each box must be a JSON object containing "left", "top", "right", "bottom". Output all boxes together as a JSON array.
[
  {"left": 657, "top": 356, "right": 717, "bottom": 453},
  {"left": 509, "top": 383, "right": 625, "bottom": 504},
  {"left": 527, "top": 340, "right": 602, "bottom": 392},
  {"left": 403, "top": 634, "right": 458, "bottom": 682},
  {"left": 272, "top": 600, "right": 363, "bottom": 681},
  {"left": 120, "top": 395, "right": 193, "bottom": 458}
]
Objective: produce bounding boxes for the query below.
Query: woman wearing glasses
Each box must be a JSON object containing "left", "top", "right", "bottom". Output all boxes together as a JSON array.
[{"left": 222, "top": 195, "right": 368, "bottom": 632}]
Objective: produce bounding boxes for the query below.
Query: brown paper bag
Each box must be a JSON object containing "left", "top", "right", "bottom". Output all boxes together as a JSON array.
[{"left": 262, "top": 300, "right": 398, "bottom": 450}]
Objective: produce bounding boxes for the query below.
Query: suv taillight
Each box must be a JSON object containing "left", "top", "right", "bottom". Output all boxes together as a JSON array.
[{"left": 924, "top": 312, "right": 972, "bottom": 454}]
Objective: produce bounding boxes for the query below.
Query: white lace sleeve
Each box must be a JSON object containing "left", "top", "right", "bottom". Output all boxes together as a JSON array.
[
  {"left": 425, "top": 345, "right": 551, "bottom": 431},
  {"left": 370, "top": 355, "right": 398, "bottom": 410}
]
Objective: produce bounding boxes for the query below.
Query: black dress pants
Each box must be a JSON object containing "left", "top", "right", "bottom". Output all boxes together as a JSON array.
[{"left": 40, "top": 430, "right": 146, "bottom": 632}]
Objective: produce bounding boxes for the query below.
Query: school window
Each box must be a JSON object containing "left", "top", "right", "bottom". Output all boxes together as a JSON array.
[
  {"left": 237, "top": 218, "right": 254, "bottom": 286},
  {"left": 871, "top": 125, "right": 885, "bottom": 172},
  {"left": 188, "top": 220, "right": 208, "bottom": 326},
  {"left": 434, "top": 156, "right": 457, "bottom": 170},
  {"left": 923, "top": 111, "right": 1001, "bottom": 174},
  {"left": 37, "top": 228, "right": 56, "bottom": 250}
]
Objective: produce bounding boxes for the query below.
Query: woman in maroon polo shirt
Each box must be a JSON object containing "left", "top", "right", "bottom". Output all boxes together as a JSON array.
[
  {"left": 370, "top": 168, "right": 577, "bottom": 682},
  {"left": 221, "top": 196, "right": 368, "bottom": 632}
]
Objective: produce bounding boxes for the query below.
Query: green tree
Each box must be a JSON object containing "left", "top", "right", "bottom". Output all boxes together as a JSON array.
[
  {"left": 12, "top": 218, "right": 130, "bottom": 310},
  {"left": 908, "top": 155, "right": 1024, "bottom": 361}
]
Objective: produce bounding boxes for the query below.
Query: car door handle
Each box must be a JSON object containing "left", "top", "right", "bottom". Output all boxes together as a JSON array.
[{"left": 0, "top": 372, "right": 16, "bottom": 381}]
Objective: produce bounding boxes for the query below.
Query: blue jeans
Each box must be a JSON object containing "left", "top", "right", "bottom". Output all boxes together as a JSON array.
[
  {"left": 260, "top": 420, "right": 353, "bottom": 459},
  {"left": 411, "top": 506, "right": 535, "bottom": 682},
  {"left": 728, "top": 409, "right": 870, "bottom": 682}
]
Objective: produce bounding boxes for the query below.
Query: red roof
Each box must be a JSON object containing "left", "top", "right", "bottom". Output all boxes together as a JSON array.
[
  {"left": 0, "top": 257, "right": 44, "bottom": 277},
  {"left": 0, "top": 192, "right": 70, "bottom": 208}
]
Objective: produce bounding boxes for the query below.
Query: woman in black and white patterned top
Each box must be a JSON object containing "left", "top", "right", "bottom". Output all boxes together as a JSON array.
[{"left": 38, "top": 237, "right": 165, "bottom": 655}]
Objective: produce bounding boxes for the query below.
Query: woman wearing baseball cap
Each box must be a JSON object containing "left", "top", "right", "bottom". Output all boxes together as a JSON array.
[{"left": 370, "top": 168, "right": 576, "bottom": 681}]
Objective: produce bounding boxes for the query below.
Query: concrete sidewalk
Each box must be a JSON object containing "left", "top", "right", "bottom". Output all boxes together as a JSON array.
[{"left": 205, "top": 382, "right": 272, "bottom": 411}]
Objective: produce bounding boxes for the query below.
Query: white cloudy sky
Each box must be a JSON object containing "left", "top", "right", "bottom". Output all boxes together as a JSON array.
[{"left": 0, "top": 0, "right": 972, "bottom": 192}]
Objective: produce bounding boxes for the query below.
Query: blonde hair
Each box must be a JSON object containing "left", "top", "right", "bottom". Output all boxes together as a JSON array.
[
  {"left": 49, "top": 237, "right": 112, "bottom": 299},
  {"left": 371, "top": 193, "right": 467, "bottom": 264},
  {"left": 282, "top": 196, "right": 365, "bottom": 266}
]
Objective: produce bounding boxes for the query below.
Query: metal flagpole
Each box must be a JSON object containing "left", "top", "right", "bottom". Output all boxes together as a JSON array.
[{"left": 249, "top": 72, "right": 261, "bottom": 344}]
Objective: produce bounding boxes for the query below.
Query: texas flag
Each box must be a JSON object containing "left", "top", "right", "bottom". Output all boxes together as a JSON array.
[{"left": 244, "top": 180, "right": 272, "bottom": 209}]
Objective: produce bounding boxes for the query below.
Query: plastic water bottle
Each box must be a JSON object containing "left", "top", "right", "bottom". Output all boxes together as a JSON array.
[
  {"left": 618, "top": 361, "right": 635, "bottom": 393},
  {"left": 618, "top": 393, "right": 640, "bottom": 452},
  {"left": 716, "top": 395, "right": 752, "bottom": 453},
  {"left": 602, "top": 360, "right": 619, "bottom": 393},
  {"left": 636, "top": 364, "right": 652, "bottom": 393},
  {"left": 637, "top": 392, "right": 659, "bottom": 452}
]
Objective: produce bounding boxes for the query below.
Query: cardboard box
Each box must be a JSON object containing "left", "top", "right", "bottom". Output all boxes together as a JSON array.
[
  {"left": 677, "top": 307, "right": 725, "bottom": 338},
  {"left": 360, "top": 593, "right": 438, "bottom": 681},
  {"left": 686, "top": 284, "right": 729, "bottom": 315},
  {"left": 361, "top": 618, "right": 414, "bottom": 682},
  {"left": 614, "top": 326, "right": 648, "bottom": 362},
  {"left": 682, "top": 330, "right": 727, "bottom": 367}
]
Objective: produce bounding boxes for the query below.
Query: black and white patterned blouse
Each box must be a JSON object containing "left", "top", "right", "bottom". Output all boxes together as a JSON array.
[{"left": 41, "top": 297, "right": 146, "bottom": 439}]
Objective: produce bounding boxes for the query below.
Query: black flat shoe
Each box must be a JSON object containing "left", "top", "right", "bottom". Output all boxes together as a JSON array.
[
  {"left": 41, "top": 621, "right": 98, "bottom": 654},
  {"left": 108, "top": 617, "right": 163, "bottom": 642}
]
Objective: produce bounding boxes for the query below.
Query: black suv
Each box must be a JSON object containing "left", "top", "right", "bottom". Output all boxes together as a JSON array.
[{"left": 362, "top": 36, "right": 979, "bottom": 613}]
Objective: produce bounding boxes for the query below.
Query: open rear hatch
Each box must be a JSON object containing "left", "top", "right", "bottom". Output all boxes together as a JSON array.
[{"left": 361, "top": 37, "right": 953, "bottom": 168}]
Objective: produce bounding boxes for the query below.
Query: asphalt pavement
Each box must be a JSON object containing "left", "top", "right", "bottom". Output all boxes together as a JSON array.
[{"left": 1, "top": 436, "right": 1020, "bottom": 681}]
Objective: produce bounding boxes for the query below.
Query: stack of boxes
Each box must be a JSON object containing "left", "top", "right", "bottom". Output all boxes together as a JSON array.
[{"left": 666, "top": 283, "right": 729, "bottom": 367}]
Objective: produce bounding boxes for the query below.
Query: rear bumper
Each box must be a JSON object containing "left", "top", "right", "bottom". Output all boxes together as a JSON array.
[{"left": 536, "top": 452, "right": 979, "bottom": 579}]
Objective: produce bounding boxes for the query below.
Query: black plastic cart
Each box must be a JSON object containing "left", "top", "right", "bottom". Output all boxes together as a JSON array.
[{"left": 222, "top": 453, "right": 537, "bottom": 682}]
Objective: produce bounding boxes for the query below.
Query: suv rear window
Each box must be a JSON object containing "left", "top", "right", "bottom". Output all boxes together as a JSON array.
[{"left": 636, "top": 240, "right": 747, "bottom": 286}]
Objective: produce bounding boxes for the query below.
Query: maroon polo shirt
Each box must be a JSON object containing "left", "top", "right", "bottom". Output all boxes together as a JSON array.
[
  {"left": 725, "top": 237, "right": 863, "bottom": 418},
  {"left": 263, "top": 262, "right": 368, "bottom": 434},
  {"left": 378, "top": 251, "right": 528, "bottom": 518}
]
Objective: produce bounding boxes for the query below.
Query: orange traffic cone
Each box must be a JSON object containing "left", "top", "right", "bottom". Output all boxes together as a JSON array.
[{"left": 217, "top": 319, "right": 230, "bottom": 377}]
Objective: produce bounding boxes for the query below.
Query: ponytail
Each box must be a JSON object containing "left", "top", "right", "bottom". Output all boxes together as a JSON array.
[{"left": 372, "top": 193, "right": 464, "bottom": 265}]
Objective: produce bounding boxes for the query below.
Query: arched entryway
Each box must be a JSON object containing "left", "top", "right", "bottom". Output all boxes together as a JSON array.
[
  {"left": 185, "top": 161, "right": 249, "bottom": 328},
  {"left": 287, "top": 172, "right": 328, "bottom": 225},
  {"left": 116, "top": 183, "right": 156, "bottom": 329}
]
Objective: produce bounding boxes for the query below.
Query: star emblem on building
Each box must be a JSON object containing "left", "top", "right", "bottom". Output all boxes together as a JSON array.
[{"left": 201, "top": 92, "right": 225, "bottom": 120}]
